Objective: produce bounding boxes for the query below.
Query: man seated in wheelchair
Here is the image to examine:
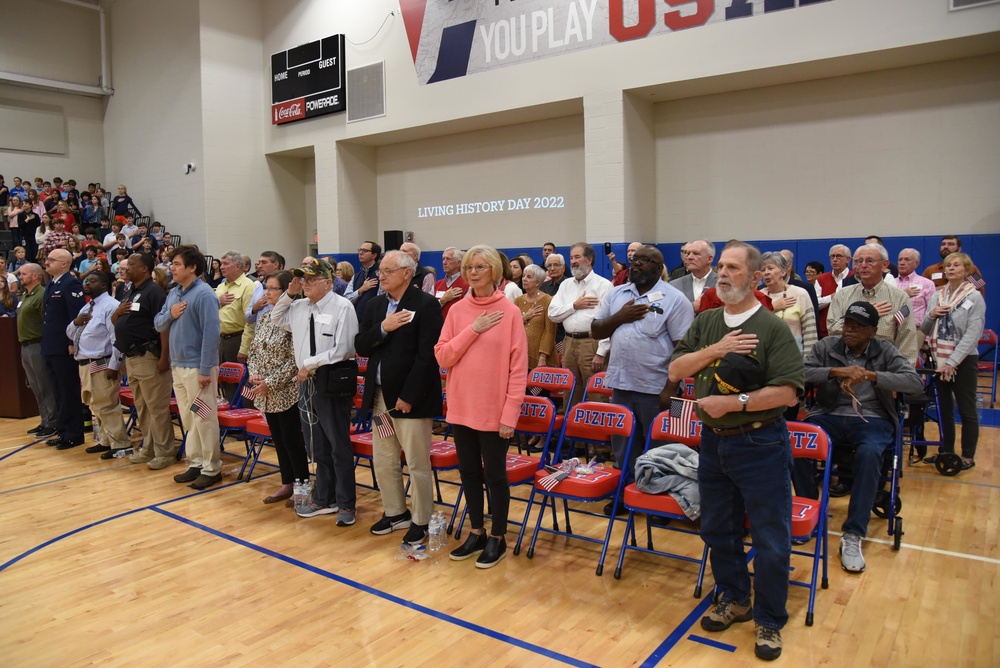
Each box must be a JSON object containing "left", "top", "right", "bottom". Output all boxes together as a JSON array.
[{"left": 801, "top": 302, "right": 922, "bottom": 573}]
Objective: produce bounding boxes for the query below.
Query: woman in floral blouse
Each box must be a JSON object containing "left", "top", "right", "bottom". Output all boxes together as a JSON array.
[{"left": 246, "top": 270, "right": 310, "bottom": 505}]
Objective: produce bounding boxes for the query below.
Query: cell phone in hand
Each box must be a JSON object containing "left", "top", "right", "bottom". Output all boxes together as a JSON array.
[{"left": 604, "top": 242, "right": 612, "bottom": 254}]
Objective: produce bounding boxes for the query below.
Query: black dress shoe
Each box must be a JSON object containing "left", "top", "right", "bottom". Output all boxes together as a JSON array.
[
  {"left": 603, "top": 501, "right": 628, "bottom": 517},
  {"left": 828, "top": 483, "right": 851, "bottom": 498},
  {"left": 449, "top": 532, "right": 488, "bottom": 561},
  {"left": 55, "top": 438, "right": 85, "bottom": 450},
  {"left": 27, "top": 425, "right": 45, "bottom": 435},
  {"left": 46, "top": 437, "right": 64, "bottom": 447},
  {"left": 189, "top": 473, "right": 223, "bottom": 490},
  {"left": 86, "top": 444, "right": 112, "bottom": 454},
  {"left": 173, "top": 467, "right": 202, "bottom": 483}
]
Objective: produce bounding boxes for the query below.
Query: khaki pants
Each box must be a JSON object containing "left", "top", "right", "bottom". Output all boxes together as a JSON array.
[
  {"left": 562, "top": 336, "right": 606, "bottom": 407},
  {"left": 172, "top": 366, "right": 221, "bottom": 476},
  {"left": 79, "top": 363, "right": 130, "bottom": 450},
  {"left": 372, "top": 388, "right": 434, "bottom": 525},
  {"left": 126, "top": 351, "right": 175, "bottom": 458}
]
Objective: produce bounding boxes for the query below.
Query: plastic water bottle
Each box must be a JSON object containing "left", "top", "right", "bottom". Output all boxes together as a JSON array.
[
  {"left": 428, "top": 513, "right": 443, "bottom": 551},
  {"left": 302, "top": 478, "right": 314, "bottom": 506},
  {"left": 112, "top": 448, "right": 134, "bottom": 458},
  {"left": 293, "top": 479, "right": 302, "bottom": 509},
  {"left": 976, "top": 394, "right": 985, "bottom": 422}
]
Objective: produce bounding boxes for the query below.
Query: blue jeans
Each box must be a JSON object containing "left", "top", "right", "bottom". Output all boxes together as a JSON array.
[
  {"left": 699, "top": 420, "right": 792, "bottom": 630},
  {"left": 807, "top": 413, "right": 894, "bottom": 537},
  {"left": 610, "top": 389, "right": 662, "bottom": 483}
]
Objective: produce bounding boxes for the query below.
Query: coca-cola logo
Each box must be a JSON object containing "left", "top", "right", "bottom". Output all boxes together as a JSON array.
[{"left": 272, "top": 99, "right": 305, "bottom": 124}]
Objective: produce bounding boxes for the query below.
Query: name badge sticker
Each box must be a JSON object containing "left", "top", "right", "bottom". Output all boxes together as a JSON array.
[
  {"left": 435, "top": 291, "right": 446, "bottom": 299},
  {"left": 131, "top": 302, "right": 141, "bottom": 312},
  {"left": 645, "top": 291, "right": 664, "bottom": 303},
  {"left": 314, "top": 313, "right": 333, "bottom": 325},
  {"left": 931, "top": 272, "right": 943, "bottom": 280},
  {"left": 961, "top": 299, "right": 973, "bottom": 311}
]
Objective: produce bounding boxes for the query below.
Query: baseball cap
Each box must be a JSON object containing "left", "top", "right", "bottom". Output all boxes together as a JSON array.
[
  {"left": 292, "top": 258, "right": 333, "bottom": 280},
  {"left": 843, "top": 301, "right": 879, "bottom": 328}
]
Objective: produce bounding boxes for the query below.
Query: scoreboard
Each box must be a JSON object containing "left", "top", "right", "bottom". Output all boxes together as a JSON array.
[{"left": 271, "top": 34, "right": 346, "bottom": 125}]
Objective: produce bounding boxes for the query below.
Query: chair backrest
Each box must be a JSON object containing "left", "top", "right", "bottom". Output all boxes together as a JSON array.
[
  {"left": 586, "top": 372, "right": 613, "bottom": 399},
  {"left": 787, "top": 421, "right": 830, "bottom": 463},
  {"left": 978, "top": 329, "right": 997, "bottom": 361},
  {"left": 678, "top": 377, "right": 697, "bottom": 400},
  {"left": 218, "top": 362, "right": 246, "bottom": 386},
  {"left": 356, "top": 356, "right": 369, "bottom": 373},
  {"left": 648, "top": 409, "right": 702, "bottom": 449},
  {"left": 527, "top": 365, "right": 575, "bottom": 397},
  {"left": 217, "top": 362, "right": 246, "bottom": 409},
  {"left": 563, "top": 401, "right": 634, "bottom": 443},
  {"left": 440, "top": 366, "right": 449, "bottom": 381},
  {"left": 353, "top": 376, "right": 365, "bottom": 409},
  {"left": 515, "top": 396, "right": 556, "bottom": 438}
]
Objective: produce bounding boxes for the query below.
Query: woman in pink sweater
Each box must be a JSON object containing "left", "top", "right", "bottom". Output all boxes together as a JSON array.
[{"left": 435, "top": 244, "right": 528, "bottom": 569}]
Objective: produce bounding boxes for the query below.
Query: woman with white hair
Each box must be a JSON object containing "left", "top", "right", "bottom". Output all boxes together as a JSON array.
[{"left": 760, "top": 251, "right": 817, "bottom": 359}]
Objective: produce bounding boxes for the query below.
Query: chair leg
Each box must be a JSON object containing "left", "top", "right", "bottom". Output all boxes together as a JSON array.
[{"left": 613, "top": 511, "right": 635, "bottom": 580}]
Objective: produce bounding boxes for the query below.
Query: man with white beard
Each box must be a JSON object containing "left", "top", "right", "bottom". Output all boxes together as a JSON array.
[{"left": 669, "top": 240, "right": 804, "bottom": 662}]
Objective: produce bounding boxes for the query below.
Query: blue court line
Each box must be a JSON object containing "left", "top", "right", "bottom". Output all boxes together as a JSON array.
[
  {"left": 640, "top": 547, "right": 758, "bottom": 666},
  {"left": 0, "top": 439, "right": 45, "bottom": 462},
  {"left": 0, "top": 480, "right": 244, "bottom": 574},
  {"left": 903, "top": 473, "right": 1000, "bottom": 490},
  {"left": 0, "top": 462, "right": 133, "bottom": 495},
  {"left": 640, "top": 594, "right": 714, "bottom": 667},
  {"left": 687, "top": 634, "right": 737, "bottom": 652},
  {"left": 151, "top": 506, "right": 600, "bottom": 668}
]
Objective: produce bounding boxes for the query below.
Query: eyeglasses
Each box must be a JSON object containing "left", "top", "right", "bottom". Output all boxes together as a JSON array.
[
  {"left": 358, "top": 248, "right": 373, "bottom": 254},
  {"left": 380, "top": 266, "right": 405, "bottom": 275},
  {"left": 466, "top": 265, "right": 491, "bottom": 274},
  {"left": 853, "top": 258, "right": 882, "bottom": 266},
  {"left": 830, "top": 254, "right": 848, "bottom": 259},
  {"left": 303, "top": 276, "right": 329, "bottom": 284}
]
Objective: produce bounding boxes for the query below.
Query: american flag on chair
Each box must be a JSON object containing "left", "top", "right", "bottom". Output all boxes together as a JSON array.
[
  {"left": 668, "top": 397, "right": 696, "bottom": 439},
  {"left": 241, "top": 384, "right": 257, "bottom": 402},
  {"left": 373, "top": 412, "right": 396, "bottom": 439},
  {"left": 968, "top": 272, "right": 986, "bottom": 291},
  {"left": 191, "top": 396, "right": 215, "bottom": 420},
  {"left": 88, "top": 358, "right": 108, "bottom": 374},
  {"left": 537, "top": 463, "right": 572, "bottom": 491},
  {"left": 893, "top": 304, "right": 910, "bottom": 328},
  {"left": 528, "top": 385, "right": 543, "bottom": 396}
]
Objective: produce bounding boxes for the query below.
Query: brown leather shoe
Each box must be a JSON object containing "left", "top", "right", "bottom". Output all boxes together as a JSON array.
[
  {"left": 173, "top": 467, "right": 202, "bottom": 483},
  {"left": 189, "top": 473, "right": 223, "bottom": 490}
]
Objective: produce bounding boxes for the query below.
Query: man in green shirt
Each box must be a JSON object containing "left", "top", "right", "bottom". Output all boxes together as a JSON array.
[
  {"left": 16, "top": 263, "right": 57, "bottom": 437},
  {"left": 669, "top": 241, "right": 804, "bottom": 662}
]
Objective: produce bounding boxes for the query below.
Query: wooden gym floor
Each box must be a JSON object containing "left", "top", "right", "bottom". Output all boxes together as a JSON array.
[{"left": 0, "top": 415, "right": 997, "bottom": 667}]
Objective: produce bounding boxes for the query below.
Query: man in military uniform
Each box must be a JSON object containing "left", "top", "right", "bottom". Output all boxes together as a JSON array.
[{"left": 42, "top": 249, "right": 87, "bottom": 449}]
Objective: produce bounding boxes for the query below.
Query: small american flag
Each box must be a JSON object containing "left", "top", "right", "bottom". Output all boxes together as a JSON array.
[
  {"left": 88, "top": 358, "right": 108, "bottom": 374},
  {"left": 191, "top": 396, "right": 215, "bottom": 420},
  {"left": 893, "top": 304, "right": 910, "bottom": 328},
  {"left": 668, "top": 397, "right": 696, "bottom": 439},
  {"left": 538, "top": 465, "right": 571, "bottom": 491},
  {"left": 967, "top": 272, "right": 986, "bottom": 291},
  {"left": 528, "top": 385, "right": 543, "bottom": 396},
  {"left": 373, "top": 412, "right": 396, "bottom": 439},
  {"left": 241, "top": 384, "right": 257, "bottom": 401}
]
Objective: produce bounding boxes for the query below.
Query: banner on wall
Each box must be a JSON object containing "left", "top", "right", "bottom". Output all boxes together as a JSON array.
[{"left": 398, "top": 0, "right": 831, "bottom": 85}]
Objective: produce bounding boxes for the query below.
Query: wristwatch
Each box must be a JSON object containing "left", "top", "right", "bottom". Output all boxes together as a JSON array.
[{"left": 738, "top": 393, "right": 750, "bottom": 412}]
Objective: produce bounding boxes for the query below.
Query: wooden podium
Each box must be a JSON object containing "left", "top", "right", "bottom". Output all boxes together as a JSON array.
[{"left": 0, "top": 318, "right": 39, "bottom": 419}]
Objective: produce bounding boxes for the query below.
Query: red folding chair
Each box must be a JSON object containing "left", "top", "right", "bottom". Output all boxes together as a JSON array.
[
  {"left": 525, "top": 366, "right": 575, "bottom": 453},
  {"left": 455, "top": 396, "right": 557, "bottom": 540},
  {"left": 978, "top": 329, "right": 997, "bottom": 407},
  {"left": 514, "top": 401, "right": 636, "bottom": 575},
  {"left": 241, "top": 417, "right": 273, "bottom": 482},
  {"left": 585, "top": 371, "right": 612, "bottom": 400},
  {"left": 613, "top": 410, "right": 709, "bottom": 597},
  {"left": 216, "top": 362, "right": 261, "bottom": 461},
  {"left": 748, "top": 421, "right": 832, "bottom": 626}
]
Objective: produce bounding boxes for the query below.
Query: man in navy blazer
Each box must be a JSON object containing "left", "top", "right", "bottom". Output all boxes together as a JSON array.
[
  {"left": 41, "top": 249, "right": 87, "bottom": 448},
  {"left": 355, "top": 250, "right": 444, "bottom": 546}
]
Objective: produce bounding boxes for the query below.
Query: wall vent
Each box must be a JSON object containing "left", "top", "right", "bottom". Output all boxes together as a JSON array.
[{"left": 347, "top": 61, "right": 386, "bottom": 123}]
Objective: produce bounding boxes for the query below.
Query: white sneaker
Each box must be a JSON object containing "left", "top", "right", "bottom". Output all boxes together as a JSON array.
[{"left": 840, "top": 532, "right": 866, "bottom": 573}]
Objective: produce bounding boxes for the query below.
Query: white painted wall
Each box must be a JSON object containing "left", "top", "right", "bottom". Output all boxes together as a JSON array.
[
  {"left": 375, "top": 116, "right": 585, "bottom": 250},
  {"left": 0, "top": 84, "right": 105, "bottom": 183},
  {"left": 654, "top": 54, "right": 1000, "bottom": 242},
  {"left": 103, "top": 0, "right": 206, "bottom": 245}
]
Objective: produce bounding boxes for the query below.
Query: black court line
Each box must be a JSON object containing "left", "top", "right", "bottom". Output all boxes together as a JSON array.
[
  {"left": 151, "top": 506, "right": 600, "bottom": 668},
  {"left": 0, "top": 438, "right": 46, "bottom": 462}
]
